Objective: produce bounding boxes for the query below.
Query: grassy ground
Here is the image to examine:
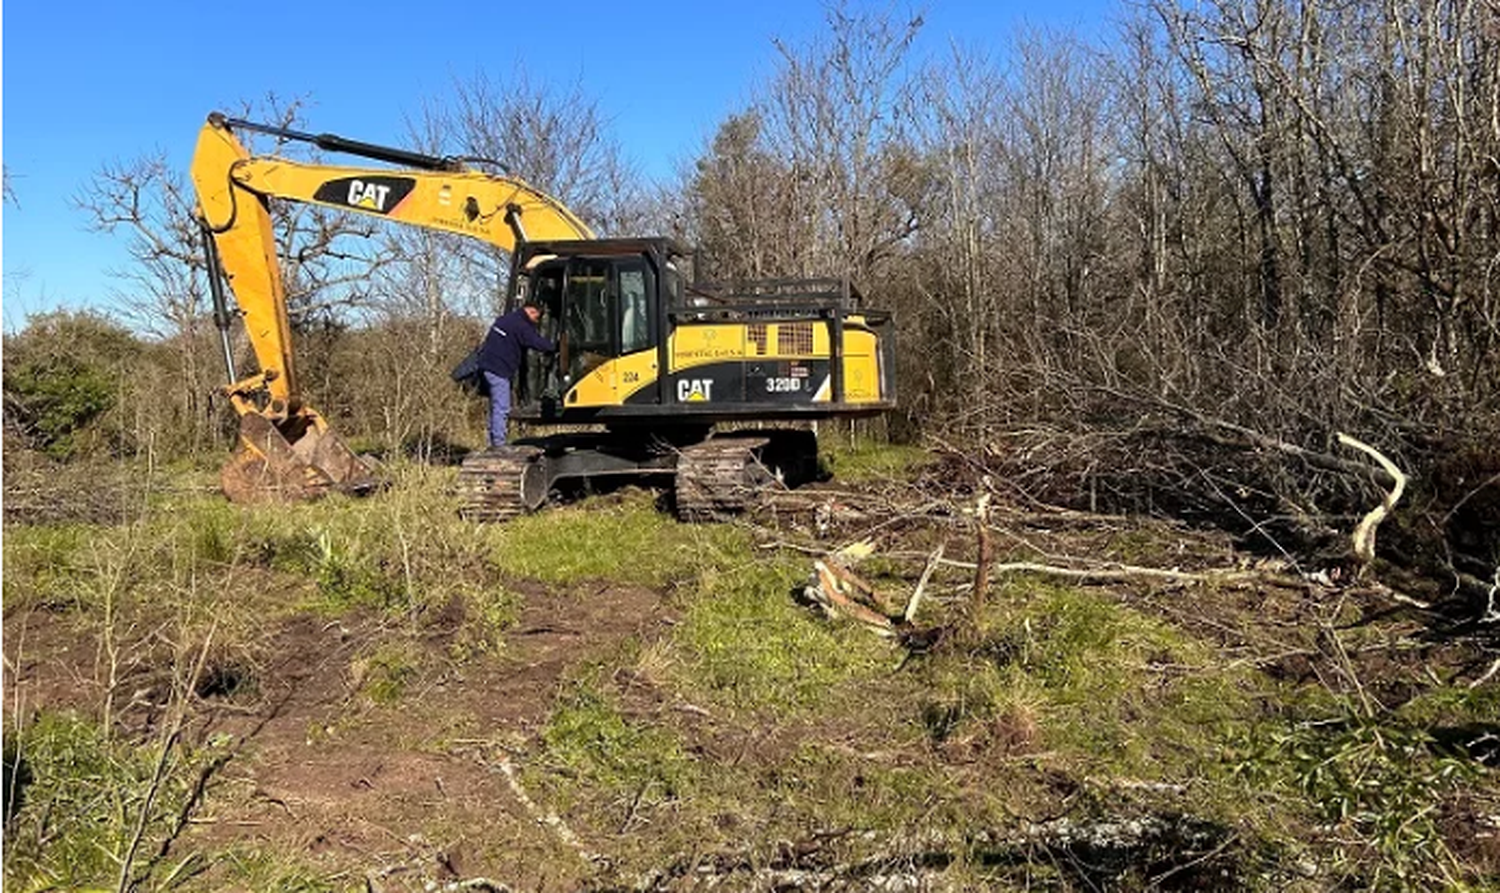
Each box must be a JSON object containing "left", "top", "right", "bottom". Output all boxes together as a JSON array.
[{"left": 3, "top": 444, "right": 1496, "bottom": 891}]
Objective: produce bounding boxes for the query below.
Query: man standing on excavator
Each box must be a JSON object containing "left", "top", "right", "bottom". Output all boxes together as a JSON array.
[{"left": 477, "top": 300, "right": 555, "bottom": 447}]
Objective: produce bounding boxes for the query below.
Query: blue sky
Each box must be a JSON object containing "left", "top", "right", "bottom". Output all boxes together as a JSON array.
[{"left": 2, "top": 0, "right": 1113, "bottom": 331}]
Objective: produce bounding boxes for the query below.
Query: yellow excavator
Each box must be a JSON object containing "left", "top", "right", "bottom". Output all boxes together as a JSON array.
[{"left": 191, "top": 112, "right": 895, "bottom": 519}]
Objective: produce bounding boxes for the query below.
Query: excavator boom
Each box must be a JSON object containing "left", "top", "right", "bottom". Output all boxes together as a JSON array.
[{"left": 190, "top": 112, "right": 592, "bottom": 502}]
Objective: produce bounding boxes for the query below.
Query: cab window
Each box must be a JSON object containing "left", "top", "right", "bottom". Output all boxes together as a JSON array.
[
  {"left": 518, "top": 263, "right": 566, "bottom": 401},
  {"left": 531, "top": 266, "right": 564, "bottom": 321},
  {"left": 566, "top": 260, "right": 611, "bottom": 353},
  {"left": 619, "top": 262, "right": 652, "bottom": 354}
]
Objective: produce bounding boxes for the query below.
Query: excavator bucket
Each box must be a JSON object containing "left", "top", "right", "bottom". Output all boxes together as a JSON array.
[{"left": 221, "top": 412, "right": 380, "bottom": 504}]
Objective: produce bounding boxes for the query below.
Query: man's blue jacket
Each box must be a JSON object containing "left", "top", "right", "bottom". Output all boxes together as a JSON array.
[{"left": 477, "top": 309, "right": 556, "bottom": 379}]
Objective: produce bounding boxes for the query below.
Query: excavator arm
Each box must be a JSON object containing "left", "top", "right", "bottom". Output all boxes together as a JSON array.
[{"left": 190, "top": 112, "right": 593, "bottom": 502}]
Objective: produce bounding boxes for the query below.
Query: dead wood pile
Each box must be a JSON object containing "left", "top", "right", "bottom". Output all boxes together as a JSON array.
[{"left": 761, "top": 429, "right": 1496, "bottom": 660}]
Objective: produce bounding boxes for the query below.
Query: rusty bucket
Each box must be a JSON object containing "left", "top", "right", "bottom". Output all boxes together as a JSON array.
[{"left": 221, "top": 411, "right": 380, "bottom": 504}]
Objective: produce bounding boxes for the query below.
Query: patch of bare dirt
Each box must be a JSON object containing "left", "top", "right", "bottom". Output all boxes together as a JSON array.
[
  {"left": 4, "top": 581, "right": 675, "bottom": 889},
  {"left": 5, "top": 609, "right": 104, "bottom": 719}
]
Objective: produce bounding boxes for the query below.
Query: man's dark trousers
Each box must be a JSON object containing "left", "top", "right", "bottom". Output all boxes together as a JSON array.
[{"left": 484, "top": 372, "right": 511, "bottom": 446}]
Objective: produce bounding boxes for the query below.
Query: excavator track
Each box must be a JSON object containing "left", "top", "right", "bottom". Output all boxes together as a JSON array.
[
  {"left": 456, "top": 445, "right": 548, "bottom": 522},
  {"left": 674, "top": 435, "right": 775, "bottom": 522}
]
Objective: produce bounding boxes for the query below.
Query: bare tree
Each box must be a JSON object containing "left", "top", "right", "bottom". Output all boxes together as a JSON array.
[
  {"left": 686, "top": 2, "right": 929, "bottom": 286},
  {"left": 372, "top": 70, "right": 645, "bottom": 318},
  {"left": 689, "top": 111, "right": 813, "bottom": 280},
  {"left": 760, "top": 2, "right": 928, "bottom": 283},
  {"left": 910, "top": 45, "right": 1008, "bottom": 424},
  {"left": 74, "top": 154, "right": 217, "bottom": 451},
  {"left": 1150, "top": 0, "right": 1500, "bottom": 428}
]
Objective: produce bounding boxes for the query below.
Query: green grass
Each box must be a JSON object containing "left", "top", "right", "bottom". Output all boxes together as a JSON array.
[
  {"left": 669, "top": 553, "right": 894, "bottom": 714},
  {"left": 5, "top": 464, "right": 512, "bottom": 624},
  {"left": 491, "top": 488, "right": 741, "bottom": 587},
  {"left": 771, "top": 740, "right": 978, "bottom": 833},
  {"left": 539, "top": 679, "right": 700, "bottom": 804},
  {"left": 199, "top": 849, "right": 338, "bottom": 893},
  {"left": 6, "top": 452, "right": 1494, "bottom": 890},
  {"left": 821, "top": 437, "right": 931, "bottom": 484},
  {"left": 1397, "top": 681, "right": 1500, "bottom": 729},
  {"left": 2, "top": 524, "right": 98, "bottom": 612},
  {"left": 525, "top": 674, "right": 713, "bottom": 870},
  {"left": 911, "top": 580, "right": 1256, "bottom": 778},
  {"left": 3, "top": 711, "right": 229, "bottom": 892}
]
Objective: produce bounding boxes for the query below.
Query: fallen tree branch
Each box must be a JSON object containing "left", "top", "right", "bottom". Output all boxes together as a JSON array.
[
  {"left": 491, "top": 753, "right": 602, "bottom": 865},
  {"left": 1153, "top": 401, "right": 1399, "bottom": 487},
  {"left": 1336, "top": 432, "right": 1407, "bottom": 566},
  {"left": 821, "top": 557, "right": 899, "bottom": 616},
  {"left": 906, "top": 545, "right": 944, "bottom": 623},
  {"left": 1469, "top": 656, "right": 1500, "bottom": 690},
  {"left": 936, "top": 557, "right": 1289, "bottom": 588},
  {"left": 807, "top": 561, "right": 897, "bottom": 634}
]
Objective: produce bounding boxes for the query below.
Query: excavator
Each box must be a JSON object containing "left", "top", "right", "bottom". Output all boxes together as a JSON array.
[{"left": 190, "top": 112, "right": 896, "bottom": 519}]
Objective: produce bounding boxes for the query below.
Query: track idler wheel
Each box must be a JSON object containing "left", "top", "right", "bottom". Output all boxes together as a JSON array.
[{"left": 456, "top": 446, "right": 549, "bottom": 522}]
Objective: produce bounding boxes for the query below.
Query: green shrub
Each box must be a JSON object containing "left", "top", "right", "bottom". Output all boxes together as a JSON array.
[
  {"left": 2, "top": 311, "right": 142, "bottom": 459},
  {"left": 307, "top": 526, "right": 403, "bottom": 611},
  {"left": 3, "top": 712, "right": 224, "bottom": 891},
  {"left": 452, "top": 584, "right": 523, "bottom": 658},
  {"left": 4, "top": 357, "right": 115, "bottom": 458},
  {"left": 1240, "top": 703, "right": 1478, "bottom": 889},
  {"left": 354, "top": 641, "right": 422, "bottom": 705}
]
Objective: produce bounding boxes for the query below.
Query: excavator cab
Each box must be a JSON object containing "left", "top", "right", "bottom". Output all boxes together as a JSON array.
[
  {"left": 507, "top": 236, "right": 896, "bottom": 426},
  {"left": 514, "top": 241, "right": 678, "bottom": 418}
]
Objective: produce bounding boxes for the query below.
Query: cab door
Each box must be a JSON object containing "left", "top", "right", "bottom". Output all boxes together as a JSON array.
[
  {"left": 561, "top": 258, "right": 616, "bottom": 407},
  {"left": 557, "top": 257, "right": 655, "bottom": 406},
  {"left": 613, "top": 258, "right": 657, "bottom": 404}
]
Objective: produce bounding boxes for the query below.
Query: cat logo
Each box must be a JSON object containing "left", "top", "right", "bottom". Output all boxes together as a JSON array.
[
  {"left": 677, "top": 379, "right": 713, "bottom": 402},
  {"left": 348, "top": 179, "right": 391, "bottom": 211},
  {"left": 312, "top": 176, "right": 416, "bottom": 216}
]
